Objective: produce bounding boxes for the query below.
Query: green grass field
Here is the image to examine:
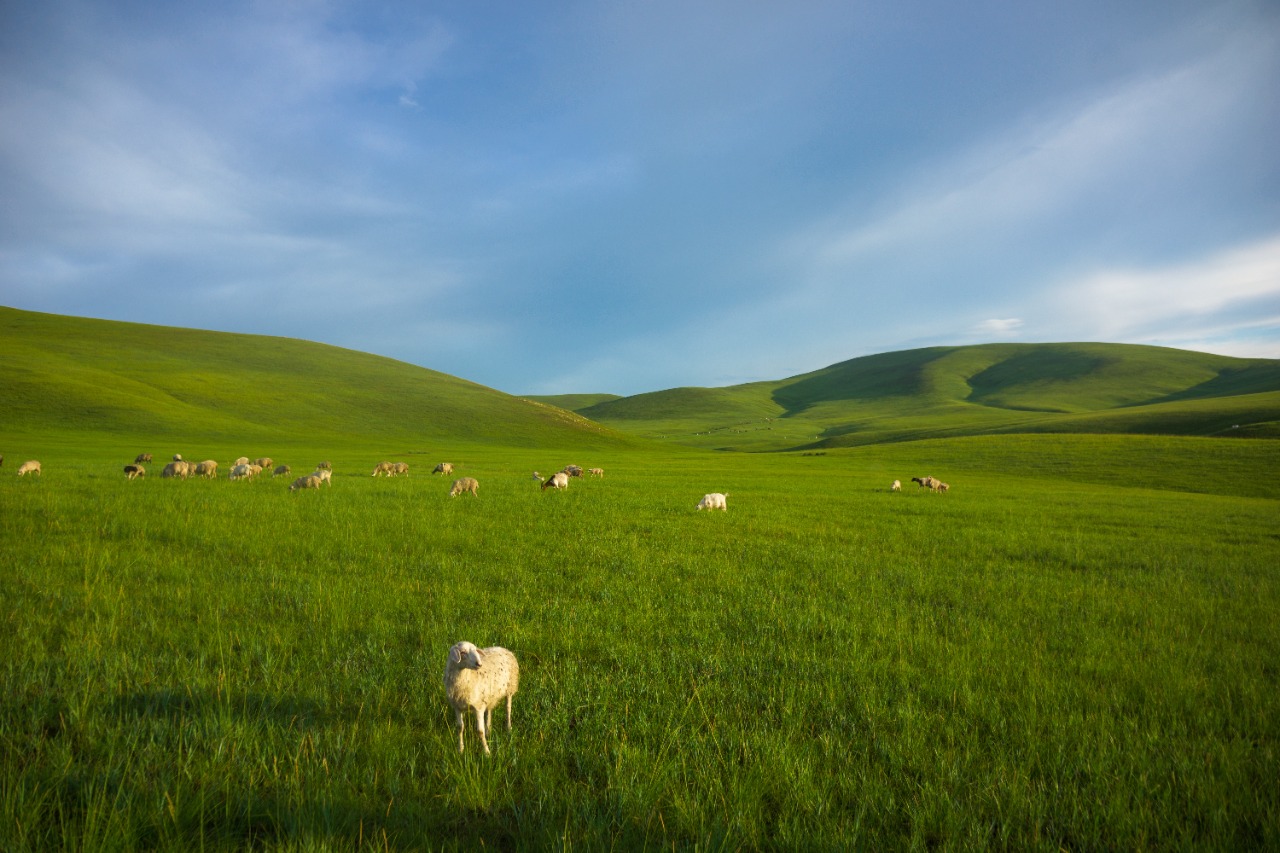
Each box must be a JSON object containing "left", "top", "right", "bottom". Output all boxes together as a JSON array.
[{"left": 2, "top": 308, "right": 1279, "bottom": 849}]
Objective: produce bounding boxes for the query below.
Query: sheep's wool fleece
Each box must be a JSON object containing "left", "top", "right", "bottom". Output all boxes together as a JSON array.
[{"left": 445, "top": 647, "right": 520, "bottom": 712}]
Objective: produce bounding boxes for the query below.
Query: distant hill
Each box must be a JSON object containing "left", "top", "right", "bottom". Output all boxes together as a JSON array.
[
  {"left": 576, "top": 343, "right": 1280, "bottom": 450},
  {"left": 0, "top": 306, "right": 637, "bottom": 450},
  {"left": 523, "top": 393, "right": 622, "bottom": 411}
]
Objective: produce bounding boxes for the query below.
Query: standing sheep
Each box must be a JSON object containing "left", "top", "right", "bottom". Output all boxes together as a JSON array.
[
  {"left": 134, "top": 453, "right": 152, "bottom": 464},
  {"left": 234, "top": 456, "right": 250, "bottom": 467},
  {"left": 317, "top": 460, "right": 332, "bottom": 470},
  {"left": 540, "top": 471, "right": 569, "bottom": 491},
  {"left": 255, "top": 457, "right": 273, "bottom": 470},
  {"left": 195, "top": 460, "right": 219, "bottom": 479},
  {"left": 449, "top": 476, "right": 480, "bottom": 497},
  {"left": 124, "top": 464, "right": 145, "bottom": 480},
  {"left": 372, "top": 461, "right": 394, "bottom": 477},
  {"left": 312, "top": 468, "right": 332, "bottom": 486},
  {"left": 696, "top": 492, "right": 729, "bottom": 511},
  {"left": 891, "top": 480, "right": 901, "bottom": 492},
  {"left": 17, "top": 460, "right": 40, "bottom": 477},
  {"left": 443, "top": 641, "right": 520, "bottom": 754},
  {"left": 390, "top": 462, "right": 409, "bottom": 477},
  {"left": 588, "top": 467, "right": 604, "bottom": 478},
  {"left": 273, "top": 464, "right": 292, "bottom": 478},
  {"left": 433, "top": 462, "right": 454, "bottom": 476},
  {"left": 161, "top": 461, "right": 193, "bottom": 479}
]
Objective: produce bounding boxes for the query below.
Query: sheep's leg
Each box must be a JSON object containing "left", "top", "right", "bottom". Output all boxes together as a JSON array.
[
  {"left": 456, "top": 710, "right": 466, "bottom": 752},
  {"left": 505, "top": 694, "right": 513, "bottom": 730},
  {"left": 475, "top": 707, "right": 490, "bottom": 754}
]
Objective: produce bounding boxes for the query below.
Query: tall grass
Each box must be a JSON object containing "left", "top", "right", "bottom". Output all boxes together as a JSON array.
[{"left": 2, "top": 441, "right": 1277, "bottom": 849}]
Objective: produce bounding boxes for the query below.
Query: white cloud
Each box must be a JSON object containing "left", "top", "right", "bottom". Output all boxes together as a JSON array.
[{"left": 972, "top": 318, "right": 1024, "bottom": 336}]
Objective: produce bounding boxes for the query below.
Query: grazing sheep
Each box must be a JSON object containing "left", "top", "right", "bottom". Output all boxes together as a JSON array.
[
  {"left": 932, "top": 481, "right": 950, "bottom": 494},
  {"left": 17, "top": 460, "right": 41, "bottom": 477},
  {"left": 255, "top": 457, "right": 273, "bottom": 470},
  {"left": 450, "top": 476, "right": 480, "bottom": 497},
  {"left": 233, "top": 456, "right": 250, "bottom": 467},
  {"left": 563, "top": 464, "right": 584, "bottom": 478},
  {"left": 312, "top": 468, "right": 332, "bottom": 486},
  {"left": 532, "top": 471, "right": 541, "bottom": 481},
  {"left": 172, "top": 454, "right": 183, "bottom": 462},
  {"left": 229, "top": 463, "right": 256, "bottom": 480},
  {"left": 541, "top": 471, "right": 569, "bottom": 491},
  {"left": 390, "top": 462, "right": 409, "bottom": 477},
  {"left": 588, "top": 467, "right": 604, "bottom": 478},
  {"left": 134, "top": 453, "right": 152, "bottom": 464},
  {"left": 372, "top": 461, "right": 394, "bottom": 477},
  {"left": 124, "top": 464, "right": 145, "bottom": 480},
  {"left": 911, "top": 476, "right": 936, "bottom": 489},
  {"left": 289, "top": 474, "right": 323, "bottom": 491},
  {"left": 195, "top": 460, "right": 219, "bottom": 479},
  {"left": 433, "top": 462, "right": 454, "bottom": 476},
  {"left": 161, "top": 461, "right": 186, "bottom": 479},
  {"left": 891, "top": 479, "right": 901, "bottom": 492},
  {"left": 317, "top": 460, "right": 332, "bottom": 470},
  {"left": 273, "top": 464, "right": 292, "bottom": 478},
  {"left": 696, "top": 492, "right": 729, "bottom": 511},
  {"left": 444, "top": 641, "right": 520, "bottom": 754}
]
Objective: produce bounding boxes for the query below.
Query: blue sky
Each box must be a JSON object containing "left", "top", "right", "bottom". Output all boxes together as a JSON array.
[{"left": 2, "top": 0, "right": 1277, "bottom": 395}]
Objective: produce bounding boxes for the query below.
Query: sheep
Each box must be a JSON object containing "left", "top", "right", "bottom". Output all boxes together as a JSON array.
[
  {"left": 696, "top": 492, "right": 729, "bottom": 511},
  {"left": 289, "top": 474, "right": 323, "bottom": 491},
  {"left": 161, "top": 461, "right": 192, "bottom": 479},
  {"left": 134, "top": 453, "right": 152, "bottom": 464},
  {"left": 911, "top": 476, "right": 936, "bottom": 489},
  {"left": 588, "top": 468, "right": 604, "bottom": 478},
  {"left": 124, "top": 464, "right": 145, "bottom": 480},
  {"left": 540, "top": 471, "right": 569, "bottom": 491},
  {"left": 255, "top": 457, "right": 273, "bottom": 470},
  {"left": 390, "top": 462, "right": 409, "bottom": 477},
  {"left": 312, "top": 468, "right": 332, "bottom": 486},
  {"left": 891, "top": 479, "right": 901, "bottom": 492},
  {"left": 317, "top": 460, "right": 332, "bottom": 470},
  {"left": 234, "top": 456, "right": 250, "bottom": 467},
  {"left": 273, "top": 464, "right": 292, "bottom": 478},
  {"left": 229, "top": 463, "right": 260, "bottom": 481},
  {"left": 372, "top": 461, "right": 394, "bottom": 477},
  {"left": 563, "top": 464, "right": 584, "bottom": 478},
  {"left": 450, "top": 476, "right": 479, "bottom": 497},
  {"left": 195, "top": 460, "right": 219, "bottom": 479},
  {"left": 17, "top": 460, "right": 41, "bottom": 477},
  {"left": 932, "top": 481, "right": 950, "bottom": 494},
  {"left": 532, "top": 471, "right": 541, "bottom": 481},
  {"left": 443, "top": 641, "right": 520, "bottom": 754},
  {"left": 433, "top": 462, "right": 454, "bottom": 476},
  {"left": 172, "top": 453, "right": 183, "bottom": 462}
]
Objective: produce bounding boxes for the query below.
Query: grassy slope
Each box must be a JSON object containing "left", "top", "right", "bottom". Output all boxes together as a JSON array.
[
  {"left": 579, "top": 343, "right": 1280, "bottom": 449},
  {"left": 0, "top": 306, "right": 637, "bottom": 452}
]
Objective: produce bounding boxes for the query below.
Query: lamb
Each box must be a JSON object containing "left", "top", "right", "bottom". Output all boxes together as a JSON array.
[
  {"left": 289, "top": 474, "right": 323, "bottom": 491},
  {"left": 134, "top": 453, "right": 152, "bottom": 464},
  {"left": 443, "top": 641, "right": 520, "bottom": 754},
  {"left": 372, "top": 461, "right": 394, "bottom": 477},
  {"left": 432, "top": 462, "right": 454, "bottom": 476},
  {"left": 390, "top": 462, "right": 409, "bottom": 477},
  {"left": 696, "top": 492, "right": 729, "bottom": 511},
  {"left": 891, "top": 480, "right": 901, "bottom": 492},
  {"left": 195, "top": 460, "right": 219, "bottom": 479},
  {"left": 540, "top": 471, "right": 569, "bottom": 491},
  {"left": 273, "top": 464, "right": 292, "bottom": 478},
  {"left": 124, "top": 464, "right": 145, "bottom": 480},
  {"left": 17, "top": 460, "right": 41, "bottom": 477},
  {"left": 588, "top": 468, "right": 604, "bottom": 478},
  {"left": 450, "top": 476, "right": 480, "bottom": 497}
]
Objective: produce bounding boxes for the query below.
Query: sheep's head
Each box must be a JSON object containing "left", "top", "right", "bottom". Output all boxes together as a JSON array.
[{"left": 449, "top": 642, "right": 483, "bottom": 669}]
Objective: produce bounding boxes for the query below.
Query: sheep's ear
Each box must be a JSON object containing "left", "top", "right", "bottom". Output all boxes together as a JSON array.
[{"left": 450, "top": 645, "right": 461, "bottom": 664}]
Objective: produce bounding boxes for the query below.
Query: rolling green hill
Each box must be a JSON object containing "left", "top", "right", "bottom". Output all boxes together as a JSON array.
[
  {"left": 578, "top": 343, "right": 1280, "bottom": 449},
  {"left": 0, "top": 306, "right": 637, "bottom": 451}
]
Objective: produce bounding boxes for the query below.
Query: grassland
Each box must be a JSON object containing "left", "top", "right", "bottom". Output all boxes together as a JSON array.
[{"left": 2, "top": 309, "right": 1278, "bottom": 849}]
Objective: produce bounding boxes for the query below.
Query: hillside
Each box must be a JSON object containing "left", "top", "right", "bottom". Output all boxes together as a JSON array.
[
  {"left": 577, "top": 343, "right": 1280, "bottom": 449},
  {"left": 0, "top": 306, "right": 636, "bottom": 450}
]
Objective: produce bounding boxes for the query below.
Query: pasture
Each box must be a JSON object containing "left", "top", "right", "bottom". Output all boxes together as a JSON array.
[{"left": 2, "top": 437, "right": 1278, "bottom": 850}]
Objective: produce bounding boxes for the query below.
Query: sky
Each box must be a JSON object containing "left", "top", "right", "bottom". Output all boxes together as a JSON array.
[{"left": 1, "top": 0, "right": 1278, "bottom": 396}]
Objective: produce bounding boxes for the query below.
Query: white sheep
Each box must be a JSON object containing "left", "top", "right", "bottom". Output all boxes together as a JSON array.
[
  {"left": 443, "top": 641, "right": 520, "bottom": 754},
  {"left": 390, "top": 462, "right": 409, "bottom": 477},
  {"left": 255, "top": 457, "right": 273, "bottom": 470},
  {"left": 124, "top": 464, "right": 145, "bottom": 480},
  {"left": 450, "top": 476, "right": 479, "bottom": 497},
  {"left": 696, "top": 492, "right": 728, "bottom": 511},
  {"left": 229, "top": 463, "right": 253, "bottom": 480},
  {"left": 588, "top": 467, "right": 604, "bottom": 478},
  {"left": 433, "top": 462, "right": 454, "bottom": 476},
  {"left": 540, "top": 471, "right": 569, "bottom": 491},
  {"left": 195, "top": 460, "right": 219, "bottom": 479},
  {"left": 233, "top": 456, "right": 250, "bottom": 467},
  {"left": 317, "top": 460, "right": 332, "bottom": 470},
  {"left": 372, "top": 461, "right": 394, "bottom": 477},
  {"left": 289, "top": 474, "right": 322, "bottom": 491},
  {"left": 172, "top": 453, "right": 183, "bottom": 462},
  {"left": 17, "top": 460, "right": 41, "bottom": 477},
  {"left": 312, "top": 468, "right": 332, "bottom": 486},
  {"left": 162, "top": 460, "right": 192, "bottom": 479},
  {"left": 891, "top": 479, "right": 901, "bottom": 492},
  {"left": 932, "top": 481, "right": 950, "bottom": 494}
]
